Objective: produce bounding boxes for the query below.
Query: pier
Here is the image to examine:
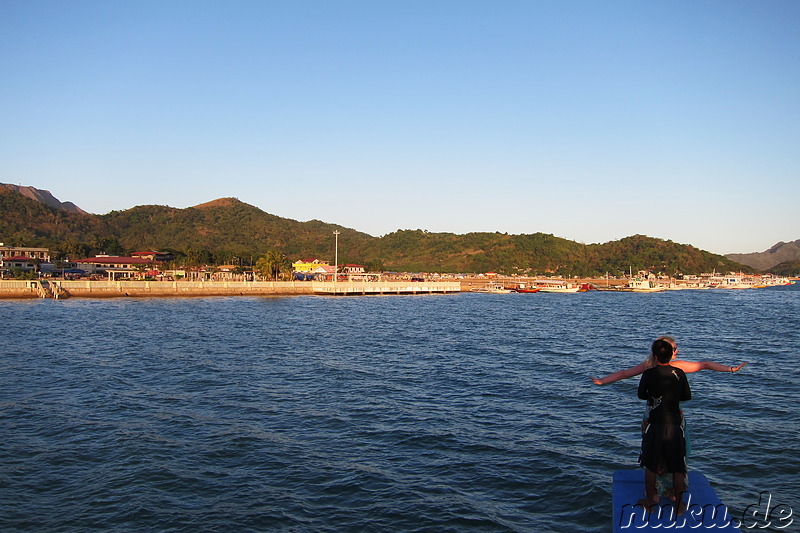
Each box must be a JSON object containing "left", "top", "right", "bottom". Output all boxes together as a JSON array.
[{"left": 312, "top": 281, "right": 460, "bottom": 296}]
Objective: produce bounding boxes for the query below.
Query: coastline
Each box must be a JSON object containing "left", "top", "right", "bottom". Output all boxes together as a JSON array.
[{"left": 0, "top": 275, "right": 789, "bottom": 299}]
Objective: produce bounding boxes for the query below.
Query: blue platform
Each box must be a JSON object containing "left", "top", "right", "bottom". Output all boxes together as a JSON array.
[{"left": 613, "top": 470, "right": 740, "bottom": 531}]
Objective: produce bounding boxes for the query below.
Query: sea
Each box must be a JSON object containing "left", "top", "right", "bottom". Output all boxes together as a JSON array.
[{"left": 1, "top": 285, "right": 798, "bottom": 532}]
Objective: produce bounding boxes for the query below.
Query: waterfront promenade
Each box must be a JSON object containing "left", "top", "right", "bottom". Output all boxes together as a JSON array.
[
  {"left": 1, "top": 275, "right": 789, "bottom": 299},
  {"left": 0, "top": 280, "right": 461, "bottom": 299}
]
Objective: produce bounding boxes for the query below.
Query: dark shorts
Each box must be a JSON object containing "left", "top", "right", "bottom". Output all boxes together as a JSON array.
[{"left": 639, "top": 423, "right": 687, "bottom": 474}]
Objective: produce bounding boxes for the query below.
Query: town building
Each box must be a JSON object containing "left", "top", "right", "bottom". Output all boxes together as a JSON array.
[
  {"left": 131, "top": 251, "right": 174, "bottom": 262},
  {"left": 292, "top": 258, "right": 330, "bottom": 273},
  {"left": 293, "top": 264, "right": 336, "bottom": 281},
  {"left": 0, "top": 245, "right": 52, "bottom": 277},
  {"left": 0, "top": 245, "right": 51, "bottom": 262},
  {"left": 342, "top": 264, "right": 365, "bottom": 274},
  {"left": 75, "top": 255, "right": 153, "bottom": 279},
  {"left": 1, "top": 255, "right": 38, "bottom": 275}
]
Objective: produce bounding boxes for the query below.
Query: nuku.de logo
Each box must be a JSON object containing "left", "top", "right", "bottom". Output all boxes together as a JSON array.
[{"left": 619, "top": 491, "right": 793, "bottom": 529}]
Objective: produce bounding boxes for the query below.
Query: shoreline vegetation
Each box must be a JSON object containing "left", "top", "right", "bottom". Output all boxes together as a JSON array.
[
  {"left": 0, "top": 275, "right": 793, "bottom": 299},
  {"left": 0, "top": 187, "right": 770, "bottom": 276}
]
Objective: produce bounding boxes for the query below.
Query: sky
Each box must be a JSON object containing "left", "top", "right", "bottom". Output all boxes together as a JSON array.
[{"left": 1, "top": 1, "right": 798, "bottom": 255}]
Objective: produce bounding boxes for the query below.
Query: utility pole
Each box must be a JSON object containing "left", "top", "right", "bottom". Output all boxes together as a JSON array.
[{"left": 333, "top": 231, "right": 340, "bottom": 284}]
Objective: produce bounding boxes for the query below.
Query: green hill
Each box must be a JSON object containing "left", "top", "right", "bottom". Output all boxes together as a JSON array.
[
  {"left": 102, "top": 198, "right": 375, "bottom": 264},
  {"left": 0, "top": 185, "right": 751, "bottom": 275},
  {"left": 767, "top": 260, "right": 800, "bottom": 277}
]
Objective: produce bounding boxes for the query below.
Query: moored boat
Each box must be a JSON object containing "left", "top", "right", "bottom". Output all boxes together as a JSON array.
[
  {"left": 470, "top": 282, "right": 513, "bottom": 294},
  {"left": 534, "top": 280, "right": 580, "bottom": 293},
  {"left": 508, "top": 282, "right": 540, "bottom": 293},
  {"left": 627, "top": 277, "right": 664, "bottom": 292}
]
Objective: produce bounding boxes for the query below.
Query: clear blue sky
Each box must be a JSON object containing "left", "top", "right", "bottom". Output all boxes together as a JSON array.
[{"left": 2, "top": 1, "right": 798, "bottom": 255}]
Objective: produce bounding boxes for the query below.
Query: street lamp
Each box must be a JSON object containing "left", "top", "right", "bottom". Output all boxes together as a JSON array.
[{"left": 333, "top": 230, "right": 340, "bottom": 284}]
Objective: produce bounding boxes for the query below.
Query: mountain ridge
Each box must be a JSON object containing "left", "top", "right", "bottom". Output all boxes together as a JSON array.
[
  {"left": 0, "top": 184, "right": 767, "bottom": 275},
  {"left": 0, "top": 183, "right": 87, "bottom": 214},
  {"left": 725, "top": 240, "right": 800, "bottom": 270}
]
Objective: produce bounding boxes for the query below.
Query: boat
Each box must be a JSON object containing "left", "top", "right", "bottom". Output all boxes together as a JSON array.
[
  {"left": 508, "top": 282, "right": 540, "bottom": 293},
  {"left": 612, "top": 470, "right": 740, "bottom": 531},
  {"left": 627, "top": 277, "right": 665, "bottom": 292},
  {"left": 470, "top": 283, "right": 513, "bottom": 294},
  {"left": 713, "top": 275, "right": 753, "bottom": 289},
  {"left": 533, "top": 280, "right": 580, "bottom": 293}
]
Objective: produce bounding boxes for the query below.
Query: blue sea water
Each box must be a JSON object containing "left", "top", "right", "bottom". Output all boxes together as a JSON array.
[{"left": 1, "top": 286, "right": 798, "bottom": 532}]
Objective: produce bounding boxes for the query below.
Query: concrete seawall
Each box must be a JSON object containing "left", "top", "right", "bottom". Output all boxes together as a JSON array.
[
  {"left": 0, "top": 280, "right": 460, "bottom": 299},
  {"left": 0, "top": 280, "right": 314, "bottom": 298},
  {"left": 0, "top": 281, "right": 41, "bottom": 298}
]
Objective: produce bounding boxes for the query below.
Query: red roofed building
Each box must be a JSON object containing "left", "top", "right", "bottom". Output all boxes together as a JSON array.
[
  {"left": 1, "top": 256, "right": 38, "bottom": 274},
  {"left": 343, "top": 264, "right": 365, "bottom": 274}
]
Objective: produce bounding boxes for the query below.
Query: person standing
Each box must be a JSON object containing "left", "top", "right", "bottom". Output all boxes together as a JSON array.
[{"left": 637, "top": 338, "right": 692, "bottom": 514}]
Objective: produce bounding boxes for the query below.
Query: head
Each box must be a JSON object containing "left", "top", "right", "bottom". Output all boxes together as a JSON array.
[
  {"left": 655, "top": 335, "right": 678, "bottom": 358},
  {"left": 652, "top": 338, "right": 674, "bottom": 364}
]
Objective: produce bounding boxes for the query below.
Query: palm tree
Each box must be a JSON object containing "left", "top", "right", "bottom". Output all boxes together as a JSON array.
[{"left": 255, "top": 249, "right": 291, "bottom": 281}]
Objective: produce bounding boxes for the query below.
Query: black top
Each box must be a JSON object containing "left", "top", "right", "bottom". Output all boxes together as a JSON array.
[{"left": 637, "top": 364, "right": 691, "bottom": 425}]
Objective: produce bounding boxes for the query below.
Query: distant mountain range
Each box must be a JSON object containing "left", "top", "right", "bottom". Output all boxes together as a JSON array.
[
  {"left": 0, "top": 183, "right": 780, "bottom": 275},
  {"left": 0, "top": 183, "right": 87, "bottom": 214},
  {"left": 725, "top": 240, "right": 800, "bottom": 274}
]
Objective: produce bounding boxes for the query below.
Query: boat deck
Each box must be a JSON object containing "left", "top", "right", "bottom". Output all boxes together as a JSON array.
[{"left": 613, "top": 470, "right": 740, "bottom": 531}]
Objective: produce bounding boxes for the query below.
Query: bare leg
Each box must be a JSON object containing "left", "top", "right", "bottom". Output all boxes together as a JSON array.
[
  {"left": 645, "top": 469, "right": 657, "bottom": 505},
  {"left": 637, "top": 468, "right": 658, "bottom": 511},
  {"left": 673, "top": 472, "right": 687, "bottom": 515}
]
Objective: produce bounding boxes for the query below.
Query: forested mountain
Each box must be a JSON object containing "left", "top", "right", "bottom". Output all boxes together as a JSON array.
[
  {"left": 767, "top": 260, "right": 800, "bottom": 276},
  {"left": 102, "top": 198, "right": 375, "bottom": 264},
  {"left": 0, "top": 184, "right": 752, "bottom": 275}
]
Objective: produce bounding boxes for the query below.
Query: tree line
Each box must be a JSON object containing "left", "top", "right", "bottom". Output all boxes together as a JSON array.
[{"left": 1, "top": 188, "right": 753, "bottom": 276}]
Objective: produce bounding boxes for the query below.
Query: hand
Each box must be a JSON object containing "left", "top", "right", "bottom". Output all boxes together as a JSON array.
[
  {"left": 731, "top": 362, "right": 748, "bottom": 372},
  {"left": 591, "top": 377, "right": 603, "bottom": 385}
]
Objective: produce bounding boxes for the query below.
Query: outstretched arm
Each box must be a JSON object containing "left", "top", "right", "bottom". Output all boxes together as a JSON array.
[
  {"left": 671, "top": 360, "right": 748, "bottom": 374},
  {"left": 591, "top": 360, "right": 651, "bottom": 385}
]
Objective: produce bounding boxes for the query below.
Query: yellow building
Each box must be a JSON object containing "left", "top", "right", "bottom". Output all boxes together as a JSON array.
[{"left": 292, "top": 258, "right": 330, "bottom": 273}]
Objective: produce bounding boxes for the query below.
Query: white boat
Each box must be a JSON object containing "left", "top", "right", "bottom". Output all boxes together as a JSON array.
[
  {"left": 534, "top": 280, "right": 580, "bottom": 293},
  {"left": 627, "top": 277, "right": 664, "bottom": 292},
  {"left": 470, "top": 283, "right": 513, "bottom": 294}
]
